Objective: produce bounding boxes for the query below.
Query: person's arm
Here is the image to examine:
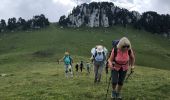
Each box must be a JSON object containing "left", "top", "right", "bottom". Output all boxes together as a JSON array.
[
  {"left": 70, "top": 57, "right": 73, "bottom": 64},
  {"left": 129, "top": 49, "right": 135, "bottom": 69},
  {"left": 108, "top": 49, "right": 114, "bottom": 70},
  {"left": 59, "top": 56, "right": 64, "bottom": 62},
  {"left": 90, "top": 55, "right": 94, "bottom": 63}
]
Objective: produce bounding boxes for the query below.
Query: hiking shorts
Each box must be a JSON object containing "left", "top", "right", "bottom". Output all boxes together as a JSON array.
[{"left": 111, "top": 67, "right": 127, "bottom": 85}]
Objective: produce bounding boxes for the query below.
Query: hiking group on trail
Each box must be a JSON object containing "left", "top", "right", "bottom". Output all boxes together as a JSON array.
[
  {"left": 59, "top": 37, "right": 135, "bottom": 100},
  {"left": 60, "top": 53, "right": 92, "bottom": 78}
]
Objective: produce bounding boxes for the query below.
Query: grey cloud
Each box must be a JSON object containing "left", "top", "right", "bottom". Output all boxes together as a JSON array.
[
  {"left": 0, "top": 0, "right": 75, "bottom": 22},
  {"left": 16, "top": 0, "right": 75, "bottom": 22},
  {"left": 151, "top": 0, "right": 170, "bottom": 14},
  {"left": 138, "top": 0, "right": 170, "bottom": 14}
]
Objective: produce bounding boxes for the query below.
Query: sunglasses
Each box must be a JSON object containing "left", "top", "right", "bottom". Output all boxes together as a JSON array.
[{"left": 122, "top": 45, "right": 130, "bottom": 48}]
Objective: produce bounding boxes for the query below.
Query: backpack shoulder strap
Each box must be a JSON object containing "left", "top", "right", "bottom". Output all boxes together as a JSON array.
[
  {"left": 64, "top": 55, "right": 66, "bottom": 59},
  {"left": 128, "top": 49, "right": 131, "bottom": 56},
  {"left": 113, "top": 48, "right": 117, "bottom": 61},
  {"left": 102, "top": 51, "right": 106, "bottom": 60},
  {"left": 94, "top": 50, "right": 97, "bottom": 58},
  {"left": 102, "top": 51, "right": 105, "bottom": 56}
]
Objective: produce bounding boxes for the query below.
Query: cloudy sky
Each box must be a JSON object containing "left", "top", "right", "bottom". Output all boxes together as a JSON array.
[{"left": 0, "top": 0, "right": 170, "bottom": 22}]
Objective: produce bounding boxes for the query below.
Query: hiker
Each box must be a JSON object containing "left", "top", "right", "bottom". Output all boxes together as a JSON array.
[
  {"left": 86, "top": 62, "right": 91, "bottom": 74},
  {"left": 91, "top": 45, "right": 108, "bottom": 83},
  {"left": 80, "top": 61, "right": 83, "bottom": 72},
  {"left": 75, "top": 63, "right": 79, "bottom": 76},
  {"left": 60, "top": 52, "right": 73, "bottom": 78},
  {"left": 108, "top": 37, "right": 135, "bottom": 99}
]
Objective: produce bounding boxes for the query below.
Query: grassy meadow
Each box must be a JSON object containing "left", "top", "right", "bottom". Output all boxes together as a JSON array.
[{"left": 0, "top": 24, "right": 170, "bottom": 100}]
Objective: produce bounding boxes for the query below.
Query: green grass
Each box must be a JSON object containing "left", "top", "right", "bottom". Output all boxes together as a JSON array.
[
  {"left": 0, "top": 25, "right": 169, "bottom": 69},
  {"left": 0, "top": 24, "right": 170, "bottom": 99},
  {"left": 0, "top": 62, "right": 170, "bottom": 100}
]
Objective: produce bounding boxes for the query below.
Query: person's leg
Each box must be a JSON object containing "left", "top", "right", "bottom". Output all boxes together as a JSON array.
[
  {"left": 117, "top": 68, "right": 127, "bottom": 99},
  {"left": 70, "top": 65, "right": 73, "bottom": 77},
  {"left": 87, "top": 67, "right": 90, "bottom": 74},
  {"left": 93, "top": 62, "right": 99, "bottom": 83},
  {"left": 76, "top": 67, "right": 78, "bottom": 76},
  {"left": 111, "top": 69, "right": 119, "bottom": 98},
  {"left": 80, "top": 66, "right": 82, "bottom": 72},
  {"left": 97, "top": 63, "right": 104, "bottom": 82},
  {"left": 65, "top": 64, "right": 69, "bottom": 78}
]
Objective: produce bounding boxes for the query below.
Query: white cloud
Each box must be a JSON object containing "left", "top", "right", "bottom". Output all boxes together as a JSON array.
[
  {"left": 52, "top": 0, "right": 76, "bottom": 6},
  {"left": 91, "top": 0, "right": 111, "bottom": 2}
]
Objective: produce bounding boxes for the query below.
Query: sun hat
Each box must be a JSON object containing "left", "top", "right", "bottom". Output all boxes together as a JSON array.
[
  {"left": 96, "top": 45, "right": 104, "bottom": 52},
  {"left": 65, "top": 52, "right": 69, "bottom": 55}
]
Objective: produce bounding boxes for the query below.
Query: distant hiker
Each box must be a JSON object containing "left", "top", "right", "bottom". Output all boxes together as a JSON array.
[
  {"left": 60, "top": 52, "right": 73, "bottom": 78},
  {"left": 75, "top": 63, "right": 79, "bottom": 76},
  {"left": 91, "top": 45, "right": 108, "bottom": 83},
  {"left": 75, "top": 63, "right": 79, "bottom": 72},
  {"left": 108, "top": 37, "right": 135, "bottom": 99},
  {"left": 57, "top": 59, "right": 60, "bottom": 64},
  {"left": 80, "top": 61, "right": 84, "bottom": 72},
  {"left": 86, "top": 62, "right": 91, "bottom": 74}
]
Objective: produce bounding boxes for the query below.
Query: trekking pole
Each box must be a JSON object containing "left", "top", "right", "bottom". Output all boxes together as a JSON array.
[
  {"left": 125, "top": 69, "right": 134, "bottom": 82},
  {"left": 105, "top": 67, "right": 108, "bottom": 83},
  {"left": 106, "top": 72, "right": 107, "bottom": 83},
  {"left": 105, "top": 62, "right": 109, "bottom": 83},
  {"left": 105, "top": 75, "right": 111, "bottom": 100}
]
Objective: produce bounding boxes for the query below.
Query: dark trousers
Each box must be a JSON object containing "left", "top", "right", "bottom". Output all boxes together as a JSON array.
[
  {"left": 111, "top": 67, "right": 127, "bottom": 85},
  {"left": 80, "top": 66, "right": 83, "bottom": 72}
]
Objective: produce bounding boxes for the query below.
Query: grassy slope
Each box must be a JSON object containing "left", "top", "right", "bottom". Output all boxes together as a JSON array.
[
  {"left": 0, "top": 24, "right": 170, "bottom": 99},
  {"left": 0, "top": 62, "right": 169, "bottom": 100},
  {"left": 0, "top": 24, "right": 169, "bottom": 69}
]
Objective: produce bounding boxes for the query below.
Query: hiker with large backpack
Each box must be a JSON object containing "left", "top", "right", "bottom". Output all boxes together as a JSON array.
[
  {"left": 91, "top": 45, "right": 108, "bottom": 83},
  {"left": 108, "top": 37, "right": 135, "bottom": 99},
  {"left": 60, "top": 52, "right": 73, "bottom": 78}
]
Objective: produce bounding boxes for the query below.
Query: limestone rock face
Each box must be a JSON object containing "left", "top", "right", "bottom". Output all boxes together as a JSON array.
[{"left": 59, "top": 2, "right": 141, "bottom": 27}]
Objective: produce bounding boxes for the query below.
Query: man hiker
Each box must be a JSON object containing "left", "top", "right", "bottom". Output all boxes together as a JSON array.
[
  {"left": 108, "top": 37, "right": 135, "bottom": 99},
  {"left": 91, "top": 45, "right": 108, "bottom": 83}
]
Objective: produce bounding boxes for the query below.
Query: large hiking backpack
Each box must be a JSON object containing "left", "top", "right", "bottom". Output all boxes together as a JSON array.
[
  {"left": 91, "top": 46, "right": 107, "bottom": 62},
  {"left": 93, "top": 50, "right": 105, "bottom": 62},
  {"left": 64, "top": 56, "right": 71, "bottom": 65},
  {"left": 112, "top": 40, "right": 119, "bottom": 48}
]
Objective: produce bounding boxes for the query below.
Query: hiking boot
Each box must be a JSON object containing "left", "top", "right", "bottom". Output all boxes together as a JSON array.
[
  {"left": 117, "top": 92, "right": 122, "bottom": 100},
  {"left": 65, "top": 73, "right": 68, "bottom": 78},
  {"left": 111, "top": 91, "right": 117, "bottom": 99},
  {"left": 94, "top": 79, "right": 97, "bottom": 83},
  {"left": 97, "top": 79, "right": 100, "bottom": 83}
]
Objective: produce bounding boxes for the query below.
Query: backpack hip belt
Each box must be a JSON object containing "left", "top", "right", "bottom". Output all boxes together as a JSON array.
[{"left": 114, "top": 60, "right": 128, "bottom": 66}]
